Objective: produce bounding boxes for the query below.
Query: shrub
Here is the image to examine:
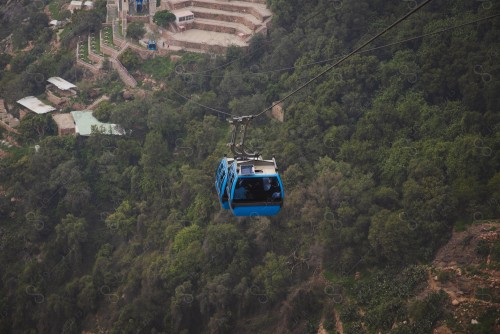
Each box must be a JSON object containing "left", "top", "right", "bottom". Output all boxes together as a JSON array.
[
  {"left": 126, "top": 22, "right": 146, "bottom": 40},
  {"left": 153, "top": 10, "right": 176, "bottom": 27}
]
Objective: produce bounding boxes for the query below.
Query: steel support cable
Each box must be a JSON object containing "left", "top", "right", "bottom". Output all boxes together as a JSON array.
[
  {"left": 252, "top": 0, "right": 435, "bottom": 118},
  {"left": 183, "top": 13, "right": 500, "bottom": 79}
]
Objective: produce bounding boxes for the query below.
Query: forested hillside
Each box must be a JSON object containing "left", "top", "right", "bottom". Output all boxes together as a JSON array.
[{"left": 0, "top": 0, "right": 499, "bottom": 333}]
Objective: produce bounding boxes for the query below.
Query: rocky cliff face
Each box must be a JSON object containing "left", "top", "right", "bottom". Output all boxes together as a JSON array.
[{"left": 428, "top": 222, "right": 500, "bottom": 333}]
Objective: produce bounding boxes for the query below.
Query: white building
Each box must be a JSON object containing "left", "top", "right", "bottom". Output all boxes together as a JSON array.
[
  {"left": 71, "top": 110, "right": 124, "bottom": 136},
  {"left": 17, "top": 96, "right": 56, "bottom": 115},
  {"left": 69, "top": 1, "right": 83, "bottom": 12},
  {"left": 47, "top": 77, "right": 77, "bottom": 94},
  {"left": 172, "top": 9, "right": 194, "bottom": 25}
]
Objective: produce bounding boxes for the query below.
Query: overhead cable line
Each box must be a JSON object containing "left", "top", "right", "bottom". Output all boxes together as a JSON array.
[
  {"left": 182, "top": 41, "right": 270, "bottom": 75},
  {"left": 251, "top": 0, "right": 435, "bottom": 118},
  {"left": 172, "top": 13, "right": 498, "bottom": 117},
  {"left": 182, "top": 2, "right": 326, "bottom": 76},
  {"left": 171, "top": 90, "right": 234, "bottom": 117},
  {"left": 172, "top": 5, "right": 500, "bottom": 120},
  {"left": 182, "top": 13, "right": 500, "bottom": 79}
]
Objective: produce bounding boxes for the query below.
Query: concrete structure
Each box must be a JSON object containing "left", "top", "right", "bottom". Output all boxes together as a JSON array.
[
  {"left": 159, "top": 0, "right": 272, "bottom": 53},
  {"left": 52, "top": 113, "right": 76, "bottom": 136},
  {"left": 47, "top": 77, "right": 77, "bottom": 92},
  {"left": 111, "top": 0, "right": 272, "bottom": 54},
  {"left": 71, "top": 110, "right": 124, "bottom": 136},
  {"left": 17, "top": 96, "right": 56, "bottom": 115},
  {"left": 69, "top": 1, "right": 83, "bottom": 12},
  {"left": 172, "top": 9, "right": 194, "bottom": 24},
  {"left": 69, "top": 1, "right": 94, "bottom": 12},
  {"left": 0, "top": 99, "right": 20, "bottom": 134},
  {"left": 46, "top": 77, "right": 78, "bottom": 106}
]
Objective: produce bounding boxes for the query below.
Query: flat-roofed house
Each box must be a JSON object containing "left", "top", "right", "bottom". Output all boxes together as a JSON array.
[
  {"left": 71, "top": 110, "right": 124, "bottom": 136},
  {"left": 69, "top": 1, "right": 83, "bottom": 12},
  {"left": 17, "top": 96, "right": 56, "bottom": 119},
  {"left": 172, "top": 9, "right": 194, "bottom": 25},
  {"left": 52, "top": 113, "right": 76, "bottom": 136},
  {"left": 46, "top": 77, "right": 77, "bottom": 105},
  {"left": 47, "top": 77, "right": 77, "bottom": 95}
]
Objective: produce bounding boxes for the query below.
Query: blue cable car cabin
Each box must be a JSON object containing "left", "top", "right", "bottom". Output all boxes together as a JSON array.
[
  {"left": 147, "top": 39, "right": 157, "bottom": 50},
  {"left": 216, "top": 157, "right": 284, "bottom": 216},
  {"left": 136, "top": 0, "right": 143, "bottom": 13}
]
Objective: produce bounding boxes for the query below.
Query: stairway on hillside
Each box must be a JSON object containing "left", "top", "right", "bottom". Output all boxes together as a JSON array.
[{"left": 109, "top": 57, "right": 137, "bottom": 87}]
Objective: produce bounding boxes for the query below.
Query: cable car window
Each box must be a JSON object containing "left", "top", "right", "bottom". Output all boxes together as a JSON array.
[
  {"left": 218, "top": 171, "right": 226, "bottom": 190},
  {"left": 232, "top": 177, "right": 281, "bottom": 203}
]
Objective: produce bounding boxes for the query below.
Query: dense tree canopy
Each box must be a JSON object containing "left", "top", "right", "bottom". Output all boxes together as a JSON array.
[
  {"left": 0, "top": 0, "right": 499, "bottom": 333},
  {"left": 153, "top": 10, "right": 176, "bottom": 28},
  {"left": 126, "top": 22, "right": 146, "bottom": 40}
]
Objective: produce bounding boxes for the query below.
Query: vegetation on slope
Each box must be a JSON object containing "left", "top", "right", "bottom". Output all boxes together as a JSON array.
[{"left": 0, "top": 0, "right": 499, "bottom": 333}]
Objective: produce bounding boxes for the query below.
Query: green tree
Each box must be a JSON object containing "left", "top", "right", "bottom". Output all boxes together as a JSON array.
[
  {"left": 93, "top": 101, "right": 113, "bottom": 122},
  {"left": 139, "top": 130, "right": 169, "bottom": 196},
  {"left": 126, "top": 22, "right": 146, "bottom": 40},
  {"left": 18, "top": 113, "right": 57, "bottom": 141},
  {"left": 252, "top": 252, "right": 290, "bottom": 302},
  {"left": 119, "top": 49, "right": 140, "bottom": 70},
  {"left": 153, "top": 10, "right": 176, "bottom": 27},
  {"left": 55, "top": 214, "right": 88, "bottom": 270},
  {"left": 368, "top": 210, "right": 418, "bottom": 264},
  {"left": 105, "top": 200, "right": 137, "bottom": 238},
  {"left": 49, "top": 159, "right": 91, "bottom": 214}
]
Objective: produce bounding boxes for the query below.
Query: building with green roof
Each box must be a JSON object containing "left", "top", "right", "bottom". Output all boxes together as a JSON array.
[{"left": 70, "top": 110, "right": 124, "bottom": 136}]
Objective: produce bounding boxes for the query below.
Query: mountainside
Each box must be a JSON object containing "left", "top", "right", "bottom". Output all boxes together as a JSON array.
[
  {"left": 429, "top": 222, "right": 499, "bottom": 333},
  {"left": 0, "top": 0, "right": 499, "bottom": 333}
]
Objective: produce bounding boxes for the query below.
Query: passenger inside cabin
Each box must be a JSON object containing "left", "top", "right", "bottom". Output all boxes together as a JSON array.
[
  {"left": 233, "top": 178, "right": 281, "bottom": 203},
  {"left": 267, "top": 178, "right": 281, "bottom": 201},
  {"left": 233, "top": 179, "right": 247, "bottom": 200}
]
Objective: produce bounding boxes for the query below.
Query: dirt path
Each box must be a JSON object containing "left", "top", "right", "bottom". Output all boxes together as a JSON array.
[
  {"left": 87, "top": 95, "right": 110, "bottom": 109},
  {"left": 316, "top": 320, "right": 328, "bottom": 334},
  {"left": 428, "top": 269, "right": 438, "bottom": 291},
  {"left": 333, "top": 308, "right": 344, "bottom": 334}
]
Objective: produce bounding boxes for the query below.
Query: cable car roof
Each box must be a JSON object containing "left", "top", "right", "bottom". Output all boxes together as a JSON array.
[{"left": 234, "top": 158, "right": 277, "bottom": 176}]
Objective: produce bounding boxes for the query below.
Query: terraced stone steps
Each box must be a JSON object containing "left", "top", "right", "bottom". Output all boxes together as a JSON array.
[
  {"left": 170, "top": 0, "right": 271, "bottom": 21},
  {"left": 188, "top": 6, "right": 261, "bottom": 31},
  {"left": 193, "top": 18, "right": 252, "bottom": 35},
  {"left": 164, "top": 0, "right": 272, "bottom": 52}
]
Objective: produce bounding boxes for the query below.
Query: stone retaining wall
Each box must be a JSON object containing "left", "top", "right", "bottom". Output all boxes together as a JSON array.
[
  {"left": 128, "top": 42, "right": 174, "bottom": 58},
  {"left": 0, "top": 121, "right": 19, "bottom": 134},
  {"left": 101, "top": 42, "right": 120, "bottom": 57},
  {"left": 113, "top": 34, "right": 126, "bottom": 48},
  {"left": 126, "top": 15, "right": 150, "bottom": 23},
  {"left": 251, "top": 16, "right": 270, "bottom": 39},
  {"left": 193, "top": 0, "right": 267, "bottom": 21},
  {"left": 109, "top": 58, "right": 137, "bottom": 87},
  {"left": 191, "top": 10, "right": 256, "bottom": 30},
  {"left": 127, "top": 42, "right": 152, "bottom": 59},
  {"left": 112, "top": 28, "right": 126, "bottom": 48},
  {"left": 193, "top": 21, "right": 237, "bottom": 34},
  {"left": 88, "top": 37, "right": 106, "bottom": 63},
  {"left": 46, "top": 90, "right": 65, "bottom": 106},
  {"left": 88, "top": 49, "right": 105, "bottom": 63},
  {"left": 77, "top": 59, "right": 101, "bottom": 74},
  {"left": 167, "top": 38, "right": 227, "bottom": 54},
  {"left": 0, "top": 101, "right": 19, "bottom": 134},
  {"left": 171, "top": 1, "right": 267, "bottom": 21}
]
